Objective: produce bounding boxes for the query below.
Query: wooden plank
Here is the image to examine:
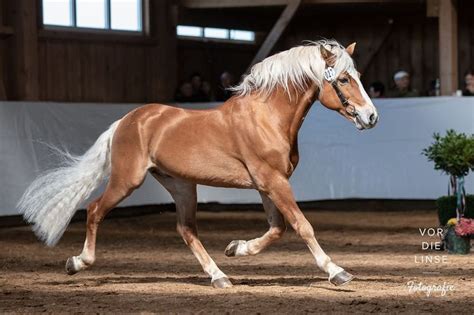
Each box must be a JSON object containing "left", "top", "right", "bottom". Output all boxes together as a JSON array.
[
  {"left": 50, "top": 41, "right": 67, "bottom": 101},
  {"left": 66, "top": 42, "right": 83, "bottom": 101},
  {"left": 182, "top": 0, "right": 288, "bottom": 8},
  {"left": 410, "top": 23, "right": 423, "bottom": 92},
  {"left": 0, "top": 52, "right": 5, "bottom": 99},
  {"left": 357, "top": 24, "right": 393, "bottom": 74},
  {"left": 146, "top": 0, "right": 177, "bottom": 102},
  {"left": 0, "top": 26, "right": 14, "bottom": 38},
  {"left": 181, "top": 0, "right": 417, "bottom": 8},
  {"left": 426, "top": 0, "right": 440, "bottom": 17},
  {"left": 249, "top": 0, "right": 301, "bottom": 67},
  {"left": 422, "top": 19, "right": 438, "bottom": 95},
  {"left": 10, "top": 0, "right": 39, "bottom": 100},
  {"left": 386, "top": 27, "right": 399, "bottom": 90},
  {"left": 438, "top": 0, "right": 458, "bottom": 95},
  {"left": 457, "top": 8, "right": 469, "bottom": 89}
]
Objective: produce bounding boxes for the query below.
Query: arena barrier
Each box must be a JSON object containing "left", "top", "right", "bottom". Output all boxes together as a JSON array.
[{"left": 1, "top": 97, "right": 473, "bottom": 216}]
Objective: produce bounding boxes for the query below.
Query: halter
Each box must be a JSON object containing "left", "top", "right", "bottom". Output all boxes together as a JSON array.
[{"left": 323, "top": 67, "right": 356, "bottom": 117}]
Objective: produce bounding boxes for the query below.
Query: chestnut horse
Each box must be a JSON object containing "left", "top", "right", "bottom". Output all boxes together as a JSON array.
[{"left": 18, "top": 40, "right": 378, "bottom": 288}]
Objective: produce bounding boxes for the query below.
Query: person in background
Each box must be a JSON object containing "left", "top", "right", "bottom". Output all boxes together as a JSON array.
[
  {"left": 201, "top": 81, "right": 213, "bottom": 101},
  {"left": 368, "top": 81, "right": 385, "bottom": 98},
  {"left": 388, "top": 70, "right": 419, "bottom": 98},
  {"left": 189, "top": 73, "right": 208, "bottom": 102},
  {"left": 427, "top": 79, "right": 440, "bottom": 97},
  {"left": 216, "top": 71, "right": 235, "bottom": 102},
  {"left": 462, "top": 69, "right": 474, "bottom": 96},
  {"left": 175, "top": 82, "right": 194, "bottom": 102}
]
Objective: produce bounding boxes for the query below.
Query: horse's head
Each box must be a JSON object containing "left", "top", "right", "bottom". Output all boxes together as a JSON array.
[{"left": 318, "top": 43, "right": 378, "bottom": 130}]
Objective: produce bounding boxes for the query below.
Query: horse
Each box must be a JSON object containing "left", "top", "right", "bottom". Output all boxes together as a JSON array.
[{"left": 18, "top": 39, "right": 378, "bottom": 289}]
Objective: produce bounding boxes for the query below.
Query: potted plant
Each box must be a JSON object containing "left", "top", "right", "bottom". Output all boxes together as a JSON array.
[{"left": 422, "top": 130, "right": 474, "bottom": 254}]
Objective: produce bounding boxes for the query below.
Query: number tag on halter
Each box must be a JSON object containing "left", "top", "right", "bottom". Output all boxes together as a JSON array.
[{"left": 324, "top": 67, "right": 336, "bottom": 82}]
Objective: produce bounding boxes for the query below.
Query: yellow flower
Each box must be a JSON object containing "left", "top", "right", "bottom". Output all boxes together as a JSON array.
[{"left": 447, "top": 218, "right": 457, "bottom": 226}]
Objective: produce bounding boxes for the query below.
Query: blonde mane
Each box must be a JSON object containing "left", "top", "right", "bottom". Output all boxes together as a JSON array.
[{"left": 231, "top": 39, "right": 357, "bottom": 98}]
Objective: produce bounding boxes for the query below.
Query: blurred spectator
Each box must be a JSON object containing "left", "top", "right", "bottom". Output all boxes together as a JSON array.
[
  {"left": 462, "top": 69, "right": 474, "bottom": 96},
  {"left": 175, "top": 82, "right": 194, "bottom": 102},
  {"left": 189, "top": 73, "right": 209, "bottom": 102},
  {"left": 201, "top": 81, "right": 213, "bottom": 101},
  {"left": 368, "top": 81, "right": 385, "bottom": 98},
  {"left": 388, "top": 71, "right": 419, "bottom": 98},
  {"left": 190, "top": 73, "right": 202, "bottom": 91},
  {"left": 216, "top": 71, "right": 235, "bottom": 101},
  {"left": 427, "top": 79, "right": 440, "bottom": 97}
]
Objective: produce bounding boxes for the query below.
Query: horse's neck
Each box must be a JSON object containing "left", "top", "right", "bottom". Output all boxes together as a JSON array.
[
  {"left": 268, "top": 83, "right": 319, "bottom": 146},
  {"left": 227, "top": 83, "right": 319, "bottom": 150}
]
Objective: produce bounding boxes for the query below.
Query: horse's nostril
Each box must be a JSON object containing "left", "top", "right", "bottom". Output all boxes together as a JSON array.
[{"left": 369, "top": 113, "right": 376, "bottom": 124}]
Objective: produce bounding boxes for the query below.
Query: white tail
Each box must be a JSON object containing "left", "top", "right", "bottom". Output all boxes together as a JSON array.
[{"left": 17, "top": 120, "right": 121, "bottom": 247}]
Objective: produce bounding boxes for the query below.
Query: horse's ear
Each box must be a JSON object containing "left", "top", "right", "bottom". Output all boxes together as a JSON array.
[
  {"left": 346, "top": 42, "right": 356, "bottom": 56},
  {"left": 320, "top": 45, "right": 335, "bottom": 65}
]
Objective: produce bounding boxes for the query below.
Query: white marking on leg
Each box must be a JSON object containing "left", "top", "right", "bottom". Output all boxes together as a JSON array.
[
  {"left": 229, "top": 194, "right": 286, "bottom": 257},
  {"left": 70, "top": 256, "right": 87, "bottom": 271},
  {"left": 205, "top": 261, "right": 227, "bottom": 282},
  {"left": 74, "top": 238, "right": 95, "bottom": 271},
  {"left": 186, "top": 240, "right": 228, "bottom": 281},
  {"left": 307, "top": 239, "right": 344, "bottom": 279},
  {"left": 234, "top": 240, "right": 250, "bottom": 256}
]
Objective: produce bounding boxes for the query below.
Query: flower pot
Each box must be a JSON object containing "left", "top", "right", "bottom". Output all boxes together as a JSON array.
[
  {"left": 436, "top": 195, "right": 474, "bottom": 226},
  {"left": 445, "top": 226, "right": 471, "bottom": 254}
]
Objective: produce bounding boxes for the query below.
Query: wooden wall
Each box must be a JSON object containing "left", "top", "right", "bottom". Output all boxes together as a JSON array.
[
  {"left": 39, "top": 38, "right": 148, "bottom": 102},
  {"left": 177, "top": 1, "right": 474, "bottom": 97},
  {"left": 282, "top": 4, "right": 440, "bottom": 95},
  {"left": 177, "top": 40, "right": 257, "bottom": 93},
  {"left": 0, "top": 0, "right": 177, "bottom": 103},
  {"left": 458, "top": 0, "right": 474, "bottom": 80},
  {"left": 1, "top": 1, "right": 473, "bottom": 102}
]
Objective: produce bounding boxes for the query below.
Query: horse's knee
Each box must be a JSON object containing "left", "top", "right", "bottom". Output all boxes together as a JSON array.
[
  {"left": 177, "top": 224, "right": 197, "bottom": 245},
  {"left": 294, "top": 220, "right": 314, "bottom": 240}
]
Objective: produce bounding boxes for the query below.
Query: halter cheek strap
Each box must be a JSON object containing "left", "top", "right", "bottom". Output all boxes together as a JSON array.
[{"left": 324, "top": 66, "right": 355, "bottom": 117}]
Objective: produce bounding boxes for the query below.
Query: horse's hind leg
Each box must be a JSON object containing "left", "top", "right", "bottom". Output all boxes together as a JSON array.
[
  {"left": 153, "top": 174, "right": 232, "bottom": 288},
  {"left": 66, "top": 162, "right": 147, "bottom": 275},
  {"left": 225, "top": 192, "right": 286, "bottom": 256}
]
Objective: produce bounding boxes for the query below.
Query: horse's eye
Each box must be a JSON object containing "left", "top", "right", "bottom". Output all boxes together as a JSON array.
[{"left": 338, "top": 77, "right": 349, "bottom": 84}]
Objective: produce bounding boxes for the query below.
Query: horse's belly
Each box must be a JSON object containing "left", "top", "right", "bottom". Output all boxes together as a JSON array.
[{"left": 151, "top": 148, "right": 254, "bottom": 189}]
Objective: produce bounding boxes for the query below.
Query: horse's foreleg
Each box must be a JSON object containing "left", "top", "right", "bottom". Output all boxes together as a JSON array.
[
  {"left": 225, "top": 192, "right": 286, "bottom": 256},
  {"left": 153, "top": 175, "right": 232, "bottom": 289},
  {"left": 261, "top": 174, "right": 353, "bottom": 286}
]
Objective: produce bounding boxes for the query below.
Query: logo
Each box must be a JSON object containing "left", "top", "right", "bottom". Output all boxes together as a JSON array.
[{"left": 406, "top": 281, "right": 455, "bottom": 297}]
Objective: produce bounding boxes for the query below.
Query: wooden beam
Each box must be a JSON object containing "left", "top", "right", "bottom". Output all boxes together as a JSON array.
[
  {"left": 426, "top": 0, "right": 439, "bottom": 17},
  {"left": 438, "top": 0, "right": 458, "bottom": 95},
  {"left": 9, "top": 0, "right": 39, "bottom": 100},
  {"left": 249, "top": 0, "right": 301, "bottom": 68},
  {"left": 0, "top": 61, "right": 6, "bottom": 99},
  {"left": 146, "top": 0, "right": 178, "bottom": 102},
  {"left": 358, "top": 25, "right": 393, "bottom": 74},
  {"left": 181, "top": 0, "right": 418, "bottom": 9},
  {"left": 0, "top": 26, "right": 14, "bottom": 38}
]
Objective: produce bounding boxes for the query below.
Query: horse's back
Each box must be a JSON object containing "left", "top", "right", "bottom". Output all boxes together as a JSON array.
[{"left": 110, "top": 102, "right": 253, "bottom": 188}]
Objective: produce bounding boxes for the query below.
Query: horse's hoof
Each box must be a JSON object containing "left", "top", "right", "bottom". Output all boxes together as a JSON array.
[
  {"left": 329, "top": 270, "right": 354, "bottom": 286},
  {"left": 224, "top": 240, "right": 245, "bottom": 257},
  {"left": 65, "top": 257, "right": 80, "bottom": 275},
  {"left": 211, "top": 277, "right": 233, "bottom": 289}
]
